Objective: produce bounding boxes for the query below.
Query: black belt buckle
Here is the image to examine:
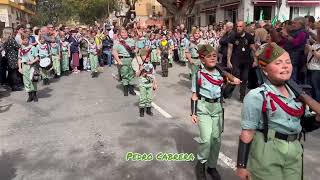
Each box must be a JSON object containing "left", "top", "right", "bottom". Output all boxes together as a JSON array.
[
  {"left": 204, "top": 97, "right": 220, "bottom": 103},
  {"left": 275, "top": 132, "right": 298, "bottom": 142}
]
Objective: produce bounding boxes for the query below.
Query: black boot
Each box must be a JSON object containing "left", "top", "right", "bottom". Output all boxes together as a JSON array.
[
  {"left": 139, "top": 108, "right": 144, "bottom": 117},
  {"left": 27, "top": 92, "right": 33, "bottom": 102},
  {"left": 43, "top": 79, "right": 47, "bottom": 85},
  {"left": 123, "top": 85, "right": 129, "bottom": 96},
  {"left": 207, "top": 168, "right": 221, "bottom": 180},
  {"left": 128, "top": 85, "right": 136, "bottom": 96},
  {"left": 195, "top": 161, "right": 207, "bottom": 180},
  {"left": 146, "top": 107, "right": 153, "bottom": 116},
  {"left": 33, "top": 91, "right": 38, "bottom": 102}
]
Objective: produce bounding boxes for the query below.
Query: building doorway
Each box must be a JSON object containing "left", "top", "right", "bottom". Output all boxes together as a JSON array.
[{"left": 254, "top": 6, "right": 272, "bottom": 21}]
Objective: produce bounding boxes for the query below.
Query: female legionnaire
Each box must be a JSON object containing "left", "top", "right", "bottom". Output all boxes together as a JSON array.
[
  {"left": 186, "top": 30, "right": 206, "bottom": 79},
  {"left": 236, "top": 43, "right": 320, "bottom": 180},
  {"left": 36, "top": 35, "right": 50, "bottom": 85},
  {"left": 136, "top": 49, "right": 158, "bottom": 117},
  {"left": 18, "top": 34, "right": 39, "bottom": 102},
  {"left": 112, "top": 28, "right": 137, "bottom": 96},
  {"left": 150, "top": 33, "right": 160, "bottom": 70},
  {"left": 136, "top": 30, "right": 146, "bottom": 52},
  {"left": 50, "top": 36, "right": 61, "bottom": 78},
  {"left": 88, "top": 38, "right": 99, "bottom": 78},
  {"left": 60, "top": 35, "right": 70, "bottom": 75},
  {"left": 191, "top": 44, "right": 240, "bottom": 180},
  {"left": 178, "top": 33, "right": 188, "bottom": 65}
]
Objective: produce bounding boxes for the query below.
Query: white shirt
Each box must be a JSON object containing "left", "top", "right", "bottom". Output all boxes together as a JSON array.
[{"left": 307, "top": 43, "right": 320, "bottom": 71}]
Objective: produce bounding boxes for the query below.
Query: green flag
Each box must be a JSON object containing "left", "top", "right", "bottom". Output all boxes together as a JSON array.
[
  {"left": 246, "top": 11, "right": 250, "bottom": 25},
  {"left": 259, "top": 10, "right": 264, "bottom": 20},
  {"left": 272, "top": 15, "right": 278, "bottom": 27},
  {"left": 282, "top": 15, "right": 287, "bottom": 22}
]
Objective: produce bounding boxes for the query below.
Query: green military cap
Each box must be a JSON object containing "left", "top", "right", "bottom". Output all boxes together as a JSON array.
[
  {"left": 198, "top": 44, "right": 214, "bottom": 58},
  {"left": 256, "top": 42, "right": 285, "bottom": 66}
]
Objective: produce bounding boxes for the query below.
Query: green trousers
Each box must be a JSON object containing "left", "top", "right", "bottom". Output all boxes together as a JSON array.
[
  {"left": 89, "top": 54, "right": 98, "bottom": 73},
  {"left": 178, "top": 47, "right": 186, "bottom": 62},
  {"left": 248, "top": 130, "right": 303, "bottom": 180},
  {"left": 139, "top": 82, "right": 152, "bottom": 108},
  {"left": 41, "top": 68, "right": 50, "bottom": 79},
  {"left": 61, "top": 52, "right": 69, "bottom": 72},
  {"left": 197, "top": 99, "right": 223, "bottom": 168},
  {"left": 120, "top": 58, "right": 135, "bottom": 86},
  {"left": 22, "top": 64, "right": 37, "bottom": 92},
  {"left": 52, "top": 55, "right": 61, "bottom": 76}
]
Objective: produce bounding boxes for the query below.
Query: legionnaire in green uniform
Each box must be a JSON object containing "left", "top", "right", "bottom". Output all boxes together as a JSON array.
[
  {"left": 50, "top": 36, "right": 61, "bottom": 78},
  {"left": 136, "top": 49, "right": 158, "bottom": 117},
  {"left": 60, "top": 35, "right": 70, "bottom": 75},
  {"left": 80, "top": 36, "right": 90, "bottom": 71},
  {"left": 136, "top": 30, "right": 146, "bottom": 53},
  {"left": 191, "top": 44, "right": 241, "bottom": 180},
  {"left": 18, "top": 34, "right": 40, "bottom": 102},
  {"left": 178, "top": 33, "right": 188, "bottom": 64},
  {"left": 186, "top": 30, "right": 206, "bottom": 79},
  {"left": 37, "top": 35, "right": 51, "bottom": 85},
  {"left": 150, "top": 33, "right": 160, "bottom": 70},
  {"left": 236, "top": 43, "right": 320, "bottom": 180},
  {"left": 112, "top": 27, "right": 137, "bottom": 96},
  {"left": 88, "top": 38, "right": 99, "bottom": 78}
]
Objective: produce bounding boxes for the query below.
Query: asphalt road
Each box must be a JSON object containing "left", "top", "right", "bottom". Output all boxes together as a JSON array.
[{"left": 0, "top": 63, "right": 320, "bottom": 180}]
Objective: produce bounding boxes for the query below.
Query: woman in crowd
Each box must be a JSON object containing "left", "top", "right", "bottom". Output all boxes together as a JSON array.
[{"left": 2, "top": 27, "right": 23, "bottom": 91}]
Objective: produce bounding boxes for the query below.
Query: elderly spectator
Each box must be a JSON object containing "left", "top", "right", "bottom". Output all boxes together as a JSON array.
[
  {"left": 3, "top": 27, "right": 22, "bottom": 91},
  {"left": 306, "top": 23, "right": 320, "bottom": 101},
  {"left": 15, "top": 25, "right": 25, "bottom": 45},
  {"left": 219, "top": 22, "right": 234, "bottom": 67},
  {"left": 280, "top": 16, "right": 309, "bottom": 83}
]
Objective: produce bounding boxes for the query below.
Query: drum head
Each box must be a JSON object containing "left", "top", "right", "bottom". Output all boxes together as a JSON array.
[{"left": 40, "top": 58, "right": 51, "bottom": 68}]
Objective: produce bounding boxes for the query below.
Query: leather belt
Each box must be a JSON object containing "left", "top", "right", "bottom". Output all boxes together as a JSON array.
[
  {"left": 258, "top": 129, "right": 298, "bottom": 142},
  {"left": 192, "top": 57, "right": 199, "bottom": 59},
  {"left": 119, "top": 56, "right": 131, "bottom": 58},
  {"left": 199, "top": 96, "right": 220, "bottom": 103}
]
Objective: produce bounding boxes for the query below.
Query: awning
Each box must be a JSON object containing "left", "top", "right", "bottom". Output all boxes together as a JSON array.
[
  {"left": 287, "top": 0, "right": 320, "bottom": 6},
  {"left": 200, "top": 6, "right": 217, "bottom": 13},
  {"left": 220, "top": 1, "right": 241, "bottom": 8},
  {"left": 252, "top": 0, "right": 277, "bottom": 5}
]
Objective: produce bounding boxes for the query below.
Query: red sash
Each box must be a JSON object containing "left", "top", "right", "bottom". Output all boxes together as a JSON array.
[
  {"left": 262, "top": 92, "right": 305, "bottom": 117},
  {"left": 120, "top": 40, "right": 134, "bottom": 53},
  {"left": 40, "top": 44, "right": 48, "bottom": 50},
  {"left": 198, "top": 71, "right": 224, "bottom": 87},
  {"left": 20, "top": 47, "right": 32, "bottom": 56}
]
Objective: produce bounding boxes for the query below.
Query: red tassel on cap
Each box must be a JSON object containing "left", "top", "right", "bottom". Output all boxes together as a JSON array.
[{"left": 265, "top": 47, "right": 272, "bottom": 60}]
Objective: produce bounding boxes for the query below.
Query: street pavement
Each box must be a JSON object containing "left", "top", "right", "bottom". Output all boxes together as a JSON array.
[{"left": 0, "top": 63, "right": 320, "bottom": 180}]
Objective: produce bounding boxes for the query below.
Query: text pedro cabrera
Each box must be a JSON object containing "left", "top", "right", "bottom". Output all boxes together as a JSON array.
[{"left": 126, "top": 152, "right": 195, "bottom": 161}]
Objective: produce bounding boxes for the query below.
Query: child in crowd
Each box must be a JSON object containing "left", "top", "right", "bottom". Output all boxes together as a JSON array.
[
  {"left": 18, "top": 34, "right": 39, "bottom": 102},
  {"left": 37, "top": 35, "right": 51, "bottom": 85},
  {"left": 60, "top": 34, "right": 71, "bottom": 75},
  {"left": 50, "top": 36, "right": 61, "bottom": 78},
  {"left": 136, "top": 49, "right": 158, "bottom": 117},
  {"left": 88, "top": 37, "right": 99, "bottom": 78}
]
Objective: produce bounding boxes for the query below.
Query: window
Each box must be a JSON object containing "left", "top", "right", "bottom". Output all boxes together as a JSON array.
[
  {"left": 290, "top": 7, "right": 315, "bottom": 19},
  {"left": 225, "top": 8, "right": 238, "bottom": 23},
  {"left": 208, "top": 14, "right": 216, "bottom": 25}
]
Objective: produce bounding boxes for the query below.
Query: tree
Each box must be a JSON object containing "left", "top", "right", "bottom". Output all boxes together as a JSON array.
[
  {"left": 157, "top": 0, "right": 196, "bottom": 26},
  {"left": 31, "top": 0, "right": 119, "bottom": 26}
]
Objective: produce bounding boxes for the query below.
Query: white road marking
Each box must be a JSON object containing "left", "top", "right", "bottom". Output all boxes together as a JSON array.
[
  {"left": 111, "top": 69, "right": 237, "bottom": 170},
  {"left": 134, "top": 90, "right": 173, "bottom": 119}
]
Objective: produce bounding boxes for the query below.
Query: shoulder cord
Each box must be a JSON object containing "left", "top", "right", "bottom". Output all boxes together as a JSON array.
[{"left": 260, "top": 90, "right": 269, "bottom": 143}]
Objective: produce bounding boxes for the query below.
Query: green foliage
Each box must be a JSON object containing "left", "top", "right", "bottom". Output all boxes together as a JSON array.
[{"left": 31, "top": 0, "right": 119, "bottom": 26}]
